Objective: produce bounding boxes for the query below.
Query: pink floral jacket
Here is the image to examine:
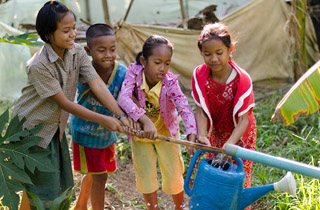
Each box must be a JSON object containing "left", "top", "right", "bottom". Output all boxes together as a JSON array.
[{"left": 119, "top": 63, "right": 197, "bottom": 138}]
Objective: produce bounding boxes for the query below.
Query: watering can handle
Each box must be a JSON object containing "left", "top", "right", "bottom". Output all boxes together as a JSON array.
[{"left": 184, "top": 149, "right": 244, "bottom": 196}]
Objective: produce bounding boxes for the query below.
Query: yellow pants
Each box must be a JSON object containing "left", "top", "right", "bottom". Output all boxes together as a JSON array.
[{"left": 132, "top": 137, "right": 184, "bottom": 195}]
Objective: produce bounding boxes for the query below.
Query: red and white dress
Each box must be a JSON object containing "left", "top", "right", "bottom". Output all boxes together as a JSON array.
[{"left": 192, "top": 61, "right": 257, "bottom": 190}]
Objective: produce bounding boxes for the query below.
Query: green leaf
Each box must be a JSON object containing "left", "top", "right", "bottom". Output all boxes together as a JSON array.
[
  {"left": 0, "top": 158, "right": 32, "bottom": 184},
  {"left": 2, "top": 115, "right": 26, "bottom": 143},
  {"left": 4, "top": 130, "right": 30, "bottom": 143},
  {"left": 0, "top": 109, "right": 55, "bottom": 210},
  {"left": 0, "top": 33, "right": 44, "bottom": 47},
  {"left": 27, "top": 191, "right": 46, "bottom": 210},
  {"left": 0, "top": 109, "right": 9, "bottom": 136},
  {"left": 28, "top": 123, "right": 44, "bottom": 135},
  {"left": 0, "top": 176, "right": 24, "bottom": 210},
  {"left": 60, "top": 188, "right": 74, "bottom": 210},
  {"left": 49, "top": 195, "right": 69, "bottom": 210},
  {"left": 273, "top": 61, "right": 320, "bottom": 125},
  {"left": 1, "top": 136, "right": 56, "bottom": 173},
  {"left": 16, "top": 33, "right": 29, "bottom": 40},
  {"left": 49, "top": 187, "right": 74, "bottom": 210}
]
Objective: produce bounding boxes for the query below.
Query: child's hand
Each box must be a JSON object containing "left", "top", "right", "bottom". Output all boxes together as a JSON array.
[
  {"left": 142, "top": 122, "right": 158, "bottom": 140},
  {"left": 118, "top": 116, "right": 135, "bottom": 136},
  {"left": 138, "top": 115, "right": 157, "bottom": 140},
  {"left": 222, "top": 142, "right": 234, "bottom": 151},
  {"left": 119, "top": 115, "right": 132, "bottom": 128},
  {"left": 132, "top": 121, "right": 144, "bottom": 138},
  {"left": 101, "top": 116, "right": 124, "bottom": 133},
  {"left": 132, "top": 120, "right": 142, "bottom": 132},
  {"left": 186, "top": 134, "right": 197, "bottom": 156},
  {"left": 197, "top": 135, "right": 211, "bottom": 146}
]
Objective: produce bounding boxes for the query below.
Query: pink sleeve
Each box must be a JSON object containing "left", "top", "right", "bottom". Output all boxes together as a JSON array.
[
  {"left": 118, "top": 65, "right": 145, "bottom": 122},
  {"left": 168, "top": 77, "right": 197, "bottom": 135}
]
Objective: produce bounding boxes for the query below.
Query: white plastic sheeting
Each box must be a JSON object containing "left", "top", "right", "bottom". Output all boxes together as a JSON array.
[
  {"left": 0, "top": 0, "right": 252, "bottom": 27},
  {"left": 0, "top": 21, "right": 31, "bottom": 98}
]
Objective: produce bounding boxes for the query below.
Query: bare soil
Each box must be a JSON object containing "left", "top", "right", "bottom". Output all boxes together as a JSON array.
[
  {"left": 72, "top": 154, "right": 264, "bottom": 210},
  {"left": 72, "top": 157, "right": 191, "bottom": 210}
]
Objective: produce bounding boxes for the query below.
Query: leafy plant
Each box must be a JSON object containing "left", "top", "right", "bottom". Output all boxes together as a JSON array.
[
  {"left": 0, "top": 33, "right": 43, "bottom": 47},
  {"left": 116, "top": 133, "right": 132, "bottom": 163},
  {"left": 252, "top": 89, "right": 320, "bottom": 209},
  {"left": 28, "top": 187, "right": 74, "bottom": 210},
  {"left": 272, "top": 163, "right": 320, "bottom": 210},
  {"left": 0, "top": 109, "right": 55, "bottom": 210}
]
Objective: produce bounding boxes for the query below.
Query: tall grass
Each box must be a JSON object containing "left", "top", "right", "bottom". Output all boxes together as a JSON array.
[{"left": 252, "top": 89, "right": 320, "bottom": 209}]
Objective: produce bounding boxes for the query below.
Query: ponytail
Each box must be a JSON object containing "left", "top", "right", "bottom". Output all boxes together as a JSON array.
[{"left": 135, "top": 51, "right": 143, "bottom": 65}]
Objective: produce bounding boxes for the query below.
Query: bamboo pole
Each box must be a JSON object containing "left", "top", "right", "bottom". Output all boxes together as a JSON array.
[
  {"left": 157, "top": 135, "right": 225, "bottom": 154},
  {"left": 101, "top": 0, "right": 110, "bottom": 25},
  {"left": 123, "top": 0, "right": 134, "bottom": 22},
  {"left": 179, "top": 0, "right": 188, "bottom": 28},
  {"left": 85, "top": 0, "right": 91, "bottom": 23}
]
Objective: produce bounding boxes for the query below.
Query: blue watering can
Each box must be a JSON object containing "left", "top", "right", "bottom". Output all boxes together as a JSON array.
[{"left": 184, "top": 149, "right": 296, "bottom": 210}]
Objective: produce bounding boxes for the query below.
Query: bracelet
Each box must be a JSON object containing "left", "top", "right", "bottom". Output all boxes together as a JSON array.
[{"left": 117, "top": 113, "right": 128, "bottom": 120}]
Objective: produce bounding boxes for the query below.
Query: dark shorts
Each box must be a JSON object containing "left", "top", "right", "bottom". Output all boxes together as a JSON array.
[{"left": 25, "top": 130, "right": 74, "bottom": 209}]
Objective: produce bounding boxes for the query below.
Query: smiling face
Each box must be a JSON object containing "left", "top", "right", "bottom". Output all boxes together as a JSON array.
[
  {"left": 201, "top": 38, "right": 233, "bottom": 75},
  {"left": 141, "top": 44, "right": 172, "bottom": 88},
  {"left": 85, "top": 35, "right": 117, "bottom": 71},
  {"left": 47, "top": 12, "right": 77, "bottom": 58}
]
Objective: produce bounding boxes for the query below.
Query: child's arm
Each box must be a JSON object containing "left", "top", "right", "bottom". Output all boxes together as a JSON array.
[
  {"left": 87, "top": 77, "right": 133, "bottom": 129},
  {"left": 118, "top": 66, "right": 157, "bottom": 139},
  {"left": 50, "top": 91, "right": 125, "bottom": 133},
  {"left": 167, "top": 77, "right": 197, "bottom": 139},
  {"left": 195, "top": 105, "right": 211, "bottom": 146},
  {"left": 222, "top": 112, "right": 249, "bottom": 150}
]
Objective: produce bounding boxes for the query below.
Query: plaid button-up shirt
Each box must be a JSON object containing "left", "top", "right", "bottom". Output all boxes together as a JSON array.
[{"left": 13, "top": 43, "right": 98, "bottom": 148}]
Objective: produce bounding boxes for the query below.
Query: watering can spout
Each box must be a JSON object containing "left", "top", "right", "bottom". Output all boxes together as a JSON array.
[
  {"left": 238, "top": 184, "right": 274, "bottom": 210},
  {"left": 238, "top": 172, "right": 296, "bottom": 210}
]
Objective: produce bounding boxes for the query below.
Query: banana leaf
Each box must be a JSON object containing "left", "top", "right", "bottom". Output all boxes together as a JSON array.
[{"left": 272, "top": 60, "right": 320, "bottom": 126}]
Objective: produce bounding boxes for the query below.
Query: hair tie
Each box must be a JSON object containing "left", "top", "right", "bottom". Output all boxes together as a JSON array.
[{"left": 200, "top": 32, "right": 205, "bottom": 40}]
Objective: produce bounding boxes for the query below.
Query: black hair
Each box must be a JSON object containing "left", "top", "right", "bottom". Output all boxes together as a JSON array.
[
  {"left": 36, "top": 1, "right": 76, "bottom": 43},
  {"left": 198, "top": 22, "right": 232, "bottom": 51},
  {"left": 86, "top": 23, "right": 115, "bottom": 47},
  {"left": 135, "top": 35, "right": 173, "bottom": 65}
]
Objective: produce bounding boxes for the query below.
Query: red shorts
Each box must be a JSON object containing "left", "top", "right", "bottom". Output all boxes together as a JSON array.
[{"left": 72, "top": 141, "right": 117, "bottom": 174}]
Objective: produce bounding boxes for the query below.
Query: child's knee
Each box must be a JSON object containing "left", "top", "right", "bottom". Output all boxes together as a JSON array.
[{"left": 92, "top": 173, "right": 108, "bottom": 183}]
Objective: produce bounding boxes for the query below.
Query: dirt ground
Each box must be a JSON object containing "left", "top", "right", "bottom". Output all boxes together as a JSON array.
[
  {"left": 71, "top": 151, "right": 264, "bottom": 210},
  {"left": 72, "top": 156, "right": 191, "bottom": 210}
]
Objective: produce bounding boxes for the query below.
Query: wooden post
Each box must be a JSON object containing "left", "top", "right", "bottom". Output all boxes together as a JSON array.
[
  {"left": 179, "top": 0, "right": 188, "bottom": 28},
  {"left": 101, "top": 0, "right": 110, "bottom": 25},
  {"left": 85, "top": 0, "right": 91, "bottom": 23},
  {"left": 123, "top": 0, "right": 134, "bottom": 22}
]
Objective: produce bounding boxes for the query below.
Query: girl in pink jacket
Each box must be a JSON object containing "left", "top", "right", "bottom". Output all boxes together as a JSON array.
[{"left": 119, "top": 35, "right": 197, "bottom": 210}]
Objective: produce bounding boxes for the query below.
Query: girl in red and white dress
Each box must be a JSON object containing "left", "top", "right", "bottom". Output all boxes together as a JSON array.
[{"left": 192, "top": 22, "right": 257, "bottom": 210}]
